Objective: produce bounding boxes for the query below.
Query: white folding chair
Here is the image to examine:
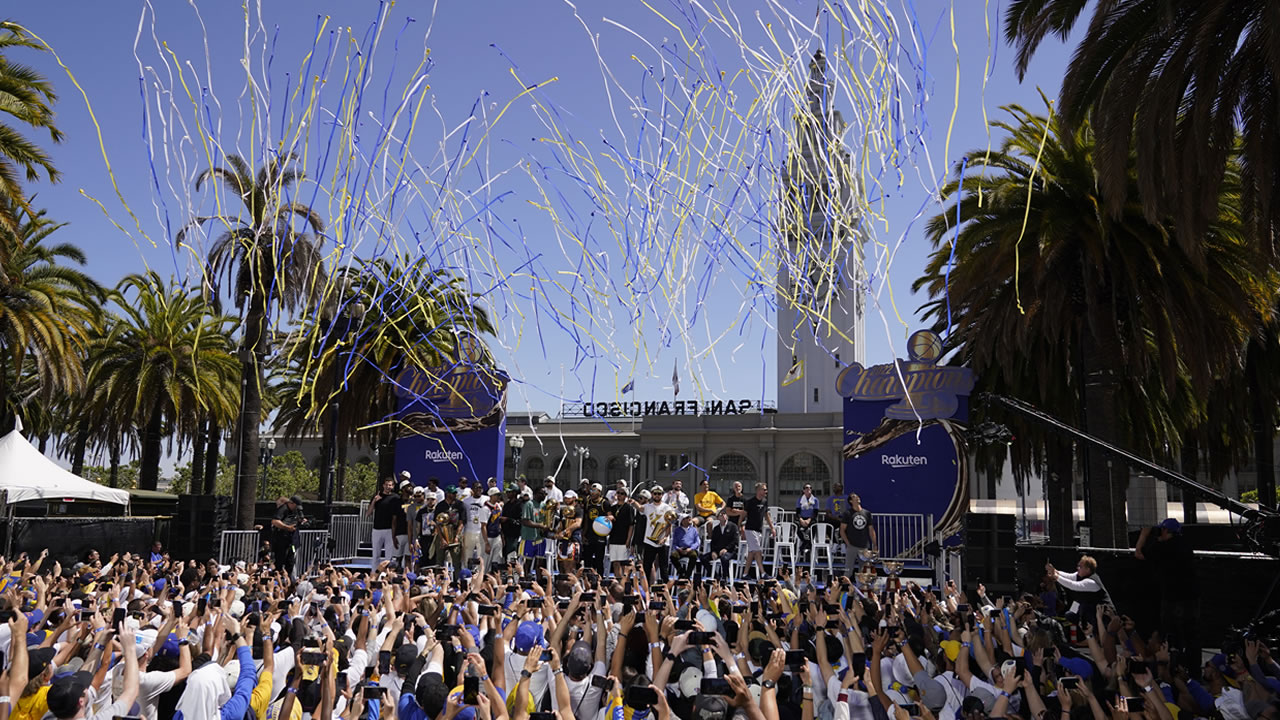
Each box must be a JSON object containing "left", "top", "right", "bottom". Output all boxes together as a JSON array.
[
  {"left": 767, "top": 506, "right": 784, "bottom": 525},
  {"left": 772, "top": 522, "right": 796, "bottom": 569},
  {"left": 728, "top": 538, "right": 748, "bottom": 582},
  {"left": 810, "top": 522, "right": 835, "bottom": 578}
]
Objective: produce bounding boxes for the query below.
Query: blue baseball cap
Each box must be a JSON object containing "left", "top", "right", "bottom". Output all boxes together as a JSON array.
[
  {"left": 513, "top": 621, "right": 544, "bottom": 655},
  {"left": 1159, "top": 518, "right": 1182, "bottom": 533}
]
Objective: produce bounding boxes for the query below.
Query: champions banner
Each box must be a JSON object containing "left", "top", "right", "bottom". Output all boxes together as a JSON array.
[
  {"left": 393, "top": 364, "right": 509, "bottom": 488},
  {"left": 837, "top": 330, "right": 974, "bottom": 541}
]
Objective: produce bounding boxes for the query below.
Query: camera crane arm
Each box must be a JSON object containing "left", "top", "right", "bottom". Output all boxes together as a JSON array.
[{"left": 980, "top": 393, "right": 1271, "bottom": 522}]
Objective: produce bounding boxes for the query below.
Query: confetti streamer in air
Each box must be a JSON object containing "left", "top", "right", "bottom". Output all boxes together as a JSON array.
[{"left": 23, "top": 0, "right": 968, "bottom": 464}]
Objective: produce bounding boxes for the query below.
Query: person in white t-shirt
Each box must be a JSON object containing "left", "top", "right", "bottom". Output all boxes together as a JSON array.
[
  {"left": 462, "top": 489, "right": 489, "bottom": 564},
  {"left": 543, "top": 477, "right": 564, "bottom": 504},
  {"left": 641, "top": 497, "right": 676, "bottom": 582},
  {"left": 661, "top": 480, "right": 691, "bottom": 519}
]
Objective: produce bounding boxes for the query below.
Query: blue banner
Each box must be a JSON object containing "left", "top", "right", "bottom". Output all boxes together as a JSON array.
[
  {"left": 838, "top": 331, "right": 973, "bottom": 537},
  {"left": 393, "top": 365, "right": 509, "bottom": 488}
]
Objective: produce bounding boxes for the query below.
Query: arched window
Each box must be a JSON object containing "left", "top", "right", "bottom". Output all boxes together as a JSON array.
[
  {"left": 709, "top": 453, "right": 757, "bottom": 497},
  {"left": 778, "top": 452, "right": 832, "bottom": 509},
  {"left": 605, "top": 456, "right": 624, "bottom": 484},
  {"left": 575, "top": 456, "right": 599, "bottom": 484},
  {"left": 524, "top": 457, "right": 545, "bottom": 482}
]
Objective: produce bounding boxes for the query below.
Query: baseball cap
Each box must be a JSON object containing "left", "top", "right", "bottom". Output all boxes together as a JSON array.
[
  {"left": 1059, "top": 657, "right": 1094, "bottom": 679},
  {"left": 399, "top": 470, "right": 412, "bottom": 480},
  {"left": 1160, "top": 517, "right": 1182, "bottom": 533},
  {"left": 513, "top": 621, "right": 545, "bottom": 655},
  {"left": 637, "top": 489, "right": 651, "bottom": 501},
  {"left": 591, "top": 483, "right": 603, "bottom": 492},
  {"left": 289, "top": 495, "right": 304, "bottom": 506},
  {"left": 545, "top": 477, "right": 556, "bottom": 484},
  {"left": 692, "top": 694, "right": 730, "bottom": 720},
  {"left": 487, "top": 487, "right": 501, "bottom": 496},
  {"left": 564, "top": 640, "right": 593, "bottom": 680},
  {"left": 399, "top": 479, "right": 413, "bottom": 489},
  {"left": 446, "top": 485, "right": 459, "bottom": 494},
  {"left": 46, "top": 671, "right": 92, "bottom": 718},
  {"left": 27, "top": 647, "right": 56, "bottom": 680},
  {"left": 563, "top": 490, "right": 578, "bottom": 500},
  {"left": 413, "top": 486, "right": 426, "bottom": 495}
]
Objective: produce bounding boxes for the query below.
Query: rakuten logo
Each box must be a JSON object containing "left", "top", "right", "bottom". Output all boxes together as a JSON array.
[
  {"left": 881, "top": 454, "right": 928, "bottom": 468},
  {"left": 424, "top": 450, "right": 464, "bottom": 462}
]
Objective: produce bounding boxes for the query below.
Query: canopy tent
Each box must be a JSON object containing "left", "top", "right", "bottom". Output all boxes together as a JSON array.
[{"left": 0, "top": 428, "right": 130, "bottom": 506}]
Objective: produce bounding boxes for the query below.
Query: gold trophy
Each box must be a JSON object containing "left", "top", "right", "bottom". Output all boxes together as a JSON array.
[
  {"left": 856, "top": 565, "right": 878, "bottom": 594},
  {"left": 883, "top": 560, "right": 904, "bottom": 592}
]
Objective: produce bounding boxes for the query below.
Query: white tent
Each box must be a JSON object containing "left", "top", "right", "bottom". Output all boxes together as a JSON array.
[{"left": 0, "top": 428, "right": 130, "bottom": 506}]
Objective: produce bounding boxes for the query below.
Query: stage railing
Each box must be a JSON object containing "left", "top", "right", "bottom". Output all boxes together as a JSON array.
[
  {"left": 330, "top": 515, "right": 369, "bottom": 560},
  {"left": 218, "top": 530, "right": 260, "bottom": 567},
  {"left": 873, "top": 513, "right": 934, "bottom": 565},
  {"left": 294, "top": 529, "right": 329, "bottom": 576}
]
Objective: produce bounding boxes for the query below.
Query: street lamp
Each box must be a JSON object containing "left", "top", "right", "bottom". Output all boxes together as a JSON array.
[
  {"left": 258, "top": 438, "right": 277, "bottom": 497},
  {"left": 509, "top": 434, "right": 525, "bottom": 467},
  {"left": 321, "top": 299, "right": 366, "bottom": 515},
  {"left": 624, "top": 454, "right": 640, "bottom": 487},
  {"left": 573, "top": 445, "right": 590, "bottom": 483}
]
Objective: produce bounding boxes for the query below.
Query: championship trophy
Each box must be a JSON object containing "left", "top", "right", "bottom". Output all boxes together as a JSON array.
[{"left": 883, "top": 560, "right": 904, "bottom": 592}]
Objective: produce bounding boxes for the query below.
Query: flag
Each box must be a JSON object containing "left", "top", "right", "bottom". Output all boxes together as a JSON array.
[
  {"left": 782, "top": 356, "right": 804, "bottom": 387},
  {"left": 672, "top": 362, "right": 680, "bottom": 396},
  {"left": 621, "top": 379, "right": 634, "bottom": 394}
]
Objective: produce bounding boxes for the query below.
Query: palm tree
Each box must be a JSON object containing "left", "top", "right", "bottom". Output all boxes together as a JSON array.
[
  {"left": 0, "top": 23, "right": 61, "bottom": 235},
  {"left": 915, "top": 101, "right": 1266, "bottom": 546},
  {"left": 275, "top": 255, "right": 496, "bottom": 501},
  {"left": 182, "top": 153, "right": 324, "bottom": 527},
  {"left": 0, "top": 204, "right": 100, "bottom": 433},
  {"left": 84, "top": 272, "right": 239, "bottom": 490},
  {"left": 1004, "top": 1, "right": 1278, "bottom": 258}
]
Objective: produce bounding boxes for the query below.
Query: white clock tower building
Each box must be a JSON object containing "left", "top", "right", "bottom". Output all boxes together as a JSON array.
[{"left": 776, "top": 50, "right": 866, "bottom": 414}]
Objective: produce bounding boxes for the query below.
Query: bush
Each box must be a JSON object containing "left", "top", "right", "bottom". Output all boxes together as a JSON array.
[{"left": 1241, "top": 488, "right": 1280, "bottom": 505}]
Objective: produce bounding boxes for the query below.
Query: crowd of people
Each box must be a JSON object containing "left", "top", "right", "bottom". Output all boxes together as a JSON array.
[{"left": 0, "top": 475, "right": 1270, "bottom": 720}]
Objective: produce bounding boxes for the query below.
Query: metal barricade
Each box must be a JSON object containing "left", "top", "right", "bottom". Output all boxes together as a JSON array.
[
  {"left": 872, "top": 513, "right": 934, "bottom": 565},
  {"left": 330, "top": 515, "right": 363, "bottom": 560},
  {"left": 218, "top": 530, "right": 260, "bottom": 567},
  {"left": 294, "top": 529, "right": 329, "bottom": 577}
]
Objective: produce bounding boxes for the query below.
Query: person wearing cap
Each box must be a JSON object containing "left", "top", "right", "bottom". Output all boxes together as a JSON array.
[
  {"left": 461, "top": 481, "right": 489, "bottom": 566},
  {"left": 606, "top": 486, "right": 638, "bottom": 577},
  {"left": 499, "top": 485, "right": 527, "bottom": 566},
  {"left": 641, "top": 489, "right": 677, "bottom": 582},
  {"left": 580, "top": 483, "right": 609, "bottom": 574},
  {"left": 405, "top": 486, "right": 427, "bottom": 563},
  {"left": 270, "top": 495, "right": 306, "bottom": 573},
  {"left": 47, "top": 624, "right": 143, "bottom": 720},
  {"left": 394, "top": 479, "right": 414, "bottom": 567},
  {"left": 554, "top": 490, "right": 583, "bottom": 572},
  {"left": 606, "top": 478, "right": 628, "bottom": 505},
  {"left": 543, "top": 476, "right": 564, "bottom": 504},
  {"left": 1137, "top": 517, "right": 1200, "bottom": 664},
  {"left": 482, "top": 487, "right": 505, "bottom": 567},
  {"left": 368, "top": 476, "right": 404, "bottom": 568}
]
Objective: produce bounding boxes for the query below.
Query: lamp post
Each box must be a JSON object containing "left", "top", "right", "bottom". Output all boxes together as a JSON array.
[
  {"left": 573, "top": 445, "right": 590, "bottom": 483},
  {"left": 321, "top": 299, "right": 366, "bottom": 515},
  {"left": 258, "top": 438, "right": 277, "bottom": 497},
  {"left": 624, "top": 454, "right": 640, "bottom": 487},
  {"left": 508, "top": 435, "right": 525, "bottom": 479}
]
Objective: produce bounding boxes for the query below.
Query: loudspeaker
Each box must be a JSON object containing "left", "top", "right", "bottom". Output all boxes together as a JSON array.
[
  {"left": 172, "top": 495, "right": 233, "bottom": 561},
  {"left": 963, "top": 513, "right": 1018, "bottom": 594}
]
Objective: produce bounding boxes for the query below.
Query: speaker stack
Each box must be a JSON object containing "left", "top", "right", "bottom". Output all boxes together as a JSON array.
[
  {"left": 172, "top": 494, "right": 234, "bottom": 561},
  {"left": 962, "top": 513, "right": 1018, "bottom": 595}
]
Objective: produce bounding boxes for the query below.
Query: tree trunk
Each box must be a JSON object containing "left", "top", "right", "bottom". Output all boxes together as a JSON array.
[
  {"left": 70, "top": 416, "right": 90, "bottom": 476},
  {"left": 1080, "top": 311, "right": 1129, "bottom": 548},
  {"left": 336, "top": 438, "right": 348, "bottom": 503},
  {"left": 1046, "top": 438, "right": 1075, "bottom": 545},
  {"left": 191, "top": 416, "right": 206, "bottom": 494},
  {"left": 203, "top": 421, "right": 220, "bottom": 495},
  {"left": 108, "top": 439, "right": 121, "bottom": 489},
  {"left": 37, "top": 435, "right": 47, "bottom": 454},
  {"left": 1180, "top": 437, "right": 1199, "bottom": 524},
  {"left": 1248, "top": 341, "right": 1276, "bottom": 509},
  {"left": 139, "top": 399, "right": 165, "bottom": 491},
  {"left": 236, "top": 299, "right": 267, "bottom": 529}
]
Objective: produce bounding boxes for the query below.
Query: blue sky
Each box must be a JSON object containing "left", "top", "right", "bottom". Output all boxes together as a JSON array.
[{"left": 12, "top": 0, "right": 1078, "bottom": 419}]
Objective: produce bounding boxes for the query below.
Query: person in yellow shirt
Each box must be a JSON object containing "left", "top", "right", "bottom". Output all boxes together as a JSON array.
[
  {"left": 693, "top": 479, "right": 725, "bottom": 519},
  {"left": 10, "top": 647, "right": 56, "bottom": 720}
]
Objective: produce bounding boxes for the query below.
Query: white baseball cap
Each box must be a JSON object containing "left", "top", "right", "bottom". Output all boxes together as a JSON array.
[{"left": 563, "top": 490, "right": 578, "bottom": 500}]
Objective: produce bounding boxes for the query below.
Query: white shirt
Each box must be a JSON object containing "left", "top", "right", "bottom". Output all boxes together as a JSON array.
[
  {"left": 643, "top": 503, "right": 676, "bottom": 547},
  {"left": 544, "top": 485, "right": 564, "bottom": 504},
  {"left": 662, "top": 491, "right": 691, "bottom": 518},
  {"left": 110, "top": 666, "right": 176, "bottom": 720},
  {"left": 463, "top": 496, "right": 488, "bottom": 534},
  {"left": 424, "top": 486, "right": 445, "bottom": 504}
]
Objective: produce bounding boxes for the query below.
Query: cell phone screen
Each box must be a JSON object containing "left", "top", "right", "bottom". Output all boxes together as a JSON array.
[
  {"left": 624, "top": 686, "right": 659, "bottom": 709},
  {"left": 1059, "top": 677, "right": 1079, "bottom": 690},
  {"left": 701, "top": 677, "right": 733, "bottom": 696},
  {"left": 378, "top": 650, "right": 392, "bottom": 675},
  {"left": 688, "top": 631, "right": 715, "bottom": 645},
  {"left": 362, "top": 685, "right": 386, "bottom": 700},
  {"left": 463, "top": 676, "right": 480, "bottom": 705},
  {"left": 112, "top": 607, "right": 126, "bottom": 631},
  {"left": 784, "top": 649, "right": 806, "bottom": 667},
  {"left": 591, "top": 675, "right": 613, "bottom": 690}
]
